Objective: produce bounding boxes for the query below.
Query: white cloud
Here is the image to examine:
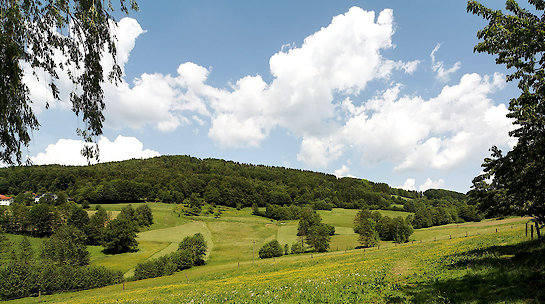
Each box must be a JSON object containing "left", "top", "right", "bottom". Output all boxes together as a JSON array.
[
  {"left": 419, "top": 178, "right": 445, "bottom": 191},
  {"left": 334, "top": 165, "right": 355, "bottom": 178},
  {"left": 299, "top": 72, "right": 513, "bottom": 170},
  {"left": 398, "top": 178, "right": 416, "bottom": 191},
  {"left": 30, "top": 135, "right": 160, "bottom": 166},
  {"left": 430, "top": 43, "right": 461, "bottom": 82}
]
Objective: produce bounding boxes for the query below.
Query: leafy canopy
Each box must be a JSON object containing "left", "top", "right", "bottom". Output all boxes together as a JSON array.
[
  {"left": 468, "top": 0, "right": 545, "bottom": 226},
  {"left": 0, "top": 0, "right": 137, "bottom": 164}
]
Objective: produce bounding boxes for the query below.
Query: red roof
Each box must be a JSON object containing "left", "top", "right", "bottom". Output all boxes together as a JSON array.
[{"left": 0, "top": 195, "right": 13, "bottom": 200}]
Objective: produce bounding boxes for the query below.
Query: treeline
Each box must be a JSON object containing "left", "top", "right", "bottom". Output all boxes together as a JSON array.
[
  {"left": 403, "top": 193, "right": 482, "bottom": 229},
  {"left": 0, "top": 201, "right": 153, "bottom": 253},
  {"left": 0, "top": 155, "right": 421, "bottom": 209},
  {"left": 353, "top": 210, "right": 413, "bottom": 247},
  {"left": 0, "top": 234, "right": 122, "bottom": 300},
  {"left": 133, "top": 233, "right": 207, "bottom": 280}
]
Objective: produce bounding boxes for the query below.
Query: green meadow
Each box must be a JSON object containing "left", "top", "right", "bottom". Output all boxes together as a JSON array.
[
  {"left": 80, "top": 204, "right": 417, "bottom": 276},
  {"left": 9, "top": 214, "right": 542, "bottom": 303}
]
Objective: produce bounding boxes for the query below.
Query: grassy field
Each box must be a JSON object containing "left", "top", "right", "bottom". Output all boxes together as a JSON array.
[
  {"left": 10, "top": 217, "right": 543, "bottom": 303},
  {"left": 83, "top": 204, "right": 529, "bottom": 278}
]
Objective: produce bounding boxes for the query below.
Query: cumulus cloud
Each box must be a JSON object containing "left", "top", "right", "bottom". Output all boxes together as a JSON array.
[
  {"left": 334, "top": 165, "right": 355, "bottom": 178},
  {"left": 30, "top": 135, "right": 160, "bottom": 166},
  {"left": 430, "top": 43, "right": 461, "bottom": 82},
  {"left": 22, "top": 8, "right": 515, "bottom": 181},
  {"left": 300, "top": 72, "right": 514, "bottom": 170},
  {"left": 398, "top": 178, "right": 416, "bottom": 191},
  {"left": 398, "top": 177, "right": 445, "bottom": 191},
  {"left": 419, "top": 178, "right": 445, "bottom": 191}
]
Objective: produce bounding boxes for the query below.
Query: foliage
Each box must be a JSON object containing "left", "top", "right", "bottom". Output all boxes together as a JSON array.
[
  {"left": 84, "top": 205, "right": 108, "bottom": 245},
  {"left": 467, "top": 0, "right": 545, "bottom": 230},
  {"left": 102, "top": 218, "right": 138, "bottom": 254},
  {"left": 258, "top": 240, "right": 284, "bottom": 259},
  {"left": 135, "top": 204, "right": 154, "bottom": 226},
  {"left": 357, "top": 218, "right": 380, "bottom": 247},
  {"left": 0, "top": 0, "right": 138, "bottom": 164},
  {"left": 178, "top": 233, "right": 207, "bottom": 265},
  {"left": 354, "top": 209, "right": 413, "bottom": 245},
  {"left": 297, "top": 207, "right": 322, "bottom": 236},
  {"left": 0, "top": 238, "right": 123, "bottom": 300},
  {"left": 27, "top": 203, "right": 59, "bottom": 237},
  {"left": 41, "top": 225, "right": 89, "bottom": 266},
  {"left": 134, "top": 233, "right": 208, "bottom": 280},
  {"left": 296, "top": 207, "right": 332, "bottom": 252},
  {"left": 290, "top": 240, "right": 305, "bottom": 254},
  {"left": 67, "top": 204, "right": 90, "bottom": 228},
  {"left": 305, "top": 224, "right": 331, "bottom": 252},
  {"left": 0, "top": 155, "right": 420, "bottom": 209}
]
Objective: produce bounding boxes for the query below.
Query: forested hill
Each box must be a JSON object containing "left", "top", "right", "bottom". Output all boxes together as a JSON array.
[{"left": 0, "top": 155, "right": 460, "bottom": 209}]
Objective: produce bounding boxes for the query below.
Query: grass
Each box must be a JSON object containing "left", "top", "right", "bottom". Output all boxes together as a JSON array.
[{"left": 12, "top": 219, "right": 543, "bottom": 303}]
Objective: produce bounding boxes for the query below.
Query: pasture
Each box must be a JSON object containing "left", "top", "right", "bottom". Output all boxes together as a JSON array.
[{"left": 10, "top": 217, "right": 542, "bottom": 303}]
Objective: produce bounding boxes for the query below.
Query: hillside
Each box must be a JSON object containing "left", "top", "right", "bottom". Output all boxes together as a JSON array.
[{"left": 0, "top": 155, "right": 428, "bottom": 209}]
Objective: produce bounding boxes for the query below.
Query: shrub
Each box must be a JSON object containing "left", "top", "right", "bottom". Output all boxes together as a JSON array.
[
  {"left": 259, "top": 240, "right": 283, "bottom": 259},
  {"left": 291, "top": 241, "right": 304, "bottom": 254},
  {"left": 178, "top": 233, "right": 207, "bottom": 265}
]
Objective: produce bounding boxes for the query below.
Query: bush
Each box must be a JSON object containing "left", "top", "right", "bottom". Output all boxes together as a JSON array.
[
  {"left": 134, "top": 233, "right": 208, "bottom": 281},
  {"left": 259, "top": 240, "right": 283, "bottom": 259},
  {"left": 178, "top": 233, "right": 207, "bottom": 265},
  {"left": 102, "top": 218, "right": 139, "bottom": 254},
  {"left": 135, "top": 204, "right": 153, "bottom": 227},
  {"left": 0, "top": 261, "right": 122, "bottom": 300},
  {"left": 291, "top": 241, "right": 304, "bottom": 254}
]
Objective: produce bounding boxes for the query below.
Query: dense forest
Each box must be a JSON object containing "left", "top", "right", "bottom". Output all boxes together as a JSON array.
[
  {"left": 0, "top": 155, "right": 421, "bottom": 208},
  {"left": 0, "top": 155, "right": 479, "bottom": 224}
]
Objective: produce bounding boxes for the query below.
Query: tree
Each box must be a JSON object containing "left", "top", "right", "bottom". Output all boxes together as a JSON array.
[
  {"left": 28, "top": 203, "right": 59, "bottom": 236},
  {"left": 0, "top": 0, "right": 138, "bottom": 164},
  {"left": 102, "top": 218, "right": 138, "bottom": 253},
  {"left": 117, "top": 204, "right": 136, "bottom": 223},
  {"left": 305, "top": 224, "right": 331, "bottom": 252},
  {"left": 258, "top": 240, "right": 283, "bottom": 259},
  {"left": 178, "top": 233, "right": 207, "bottom": 265},
  {"left": 41, "top": 225, "right": 89, "bottom": 266},
  {"left": 297, "top": 207, "right": 321, "bottom": 236},
  {"left": 135, "top": 204, "right": 153, "bottom": 227},
  {"left": 290, "top": 240, "right": 304, "bottom": 254},
  {"left": 84, "top": 205, "right": 108, "bottom": 245},
  {"left": 468, "top": 0, "right": 545, "bottom": 235},
  {"left": 67, "top": 204, "right": 90, "bottom": 228},
  {"left": 356, "top": 218, "right": 380, "bottom": 247}
]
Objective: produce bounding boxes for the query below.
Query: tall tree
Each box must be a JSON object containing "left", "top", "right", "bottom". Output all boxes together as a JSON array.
[
  {"left": 0, "top": 0, "right": 138, "bottom": 164},
  {"left": 102, "top": 218, "right": 138, "bottom": 253},
  {"left": 468, "top": 0, "right": 545, "bottom": 235},
  {"left": 41, "top": 225, "right": 89, "bottom": 266}
]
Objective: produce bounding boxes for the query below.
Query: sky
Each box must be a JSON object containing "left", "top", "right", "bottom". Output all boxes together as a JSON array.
[{"left": 21, "top": 0, "right": 521, "bottom": 193}]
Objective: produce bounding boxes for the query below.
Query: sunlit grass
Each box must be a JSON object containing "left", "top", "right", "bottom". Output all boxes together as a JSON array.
[{"left": 15, "top": 222, "right": 542, "bottom": 303}]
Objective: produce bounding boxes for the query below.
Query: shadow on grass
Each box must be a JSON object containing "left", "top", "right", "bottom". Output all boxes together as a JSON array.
[{"left": 408, "top": 240, "right": 545, "bottom": 303}]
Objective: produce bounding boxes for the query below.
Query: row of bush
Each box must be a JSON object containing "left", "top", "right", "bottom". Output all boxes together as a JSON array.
[
  {"left": 0, "top": 237, "right": 122, "bottom": 300},
  {"left": 258, "top": 240, "right": 305, "bottom": 259},
  {"left": 133, "top": 233, "right": 207, "bottom": 280}
]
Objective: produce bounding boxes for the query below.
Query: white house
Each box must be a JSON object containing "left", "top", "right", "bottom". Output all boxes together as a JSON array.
[{"left": 0, "top": 195, "right": 13, "bottom": 206}]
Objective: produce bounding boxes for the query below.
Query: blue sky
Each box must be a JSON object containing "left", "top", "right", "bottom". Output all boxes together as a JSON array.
[{"left": 24, "top": 1, "right": 519, "bottom": 193}]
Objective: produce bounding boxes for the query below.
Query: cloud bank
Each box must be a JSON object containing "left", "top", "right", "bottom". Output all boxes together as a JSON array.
[{"left": 31, "top": 135, "right": 160, "bottom": 166}]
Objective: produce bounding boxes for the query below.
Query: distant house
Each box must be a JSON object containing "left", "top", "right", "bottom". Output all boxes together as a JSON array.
[
  {"left": 0, "top": 195, "right": 13, "bottom": 206},
  {"left": 34, "top": 193, "right": 58, "bottom": 203}
]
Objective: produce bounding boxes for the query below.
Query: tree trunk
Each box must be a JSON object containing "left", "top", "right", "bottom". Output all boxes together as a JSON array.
[{"left": 536, "top": 223, "right": 542, "bottom": 242}]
